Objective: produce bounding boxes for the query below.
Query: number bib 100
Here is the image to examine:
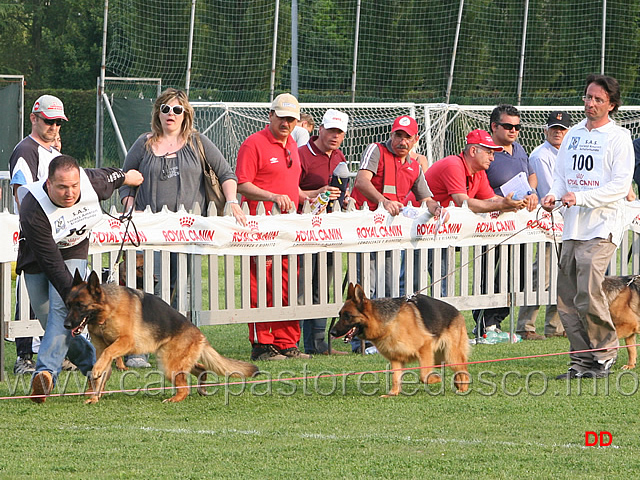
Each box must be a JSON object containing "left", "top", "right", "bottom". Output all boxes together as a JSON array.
[{"left": 565, "top": 130, "right": 607, "bottom": 192}]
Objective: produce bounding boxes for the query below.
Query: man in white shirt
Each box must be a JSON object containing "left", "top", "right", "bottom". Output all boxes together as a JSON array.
[
  {"left": 542, "top": 75, "right": 634, "bottom": 379},
  {"left": 516, "top": 111, "right": 571, "bottom": 339}
]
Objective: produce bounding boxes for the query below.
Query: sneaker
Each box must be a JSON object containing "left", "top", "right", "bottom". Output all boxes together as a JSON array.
[
  {"left": 251, "top": 344, "right": 287, "bottom": 361},
  {"left": 30, "top": 371, "right": 53, "bottom": 403},
  {"left": 580, "top": 358, "right": 616, "bottom": 378},
  {"left": 279, "top": 347, "right": 312, "bottom": 359},
  {"left": 521, "top": 331, "right": 546, "bottom": 341},
  {"left": 14, "top": 355, "right": 36, "bottom": 375},
  {"left": 125, "top": 356, "right": 151, "bottom": 368},
  {"left": 485, "top": 325, "right": 502, "bottom": 334},
  {"left": 555, "top": 368, "right": 581, "bottom": 380},
  {"left": 61, "top": 359, "right": 78, "bottom": 371}
]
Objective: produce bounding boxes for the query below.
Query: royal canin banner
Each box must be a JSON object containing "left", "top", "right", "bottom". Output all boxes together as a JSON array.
[{"left": 3, "top": 203, "right": 640, "bottom": 263}]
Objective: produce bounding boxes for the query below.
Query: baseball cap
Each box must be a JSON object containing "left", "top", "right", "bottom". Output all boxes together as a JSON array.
[
  {"left": 466, "top": 129, "right": 504, "bottom": 151},
  {"left": 32, "top": 95, "right": 68, "bottom": 121},
  {"left": 322, "top": 109, "right": 349, "bottom": 132},
  {"left": 270, "top": 93, "right": 300, "bottom": 120},
  {"left": 391, "top": 115, "right": 418, "bottom": 136},
  {"left": 546, "top": 111, "right": 571, "bottom": 129}
]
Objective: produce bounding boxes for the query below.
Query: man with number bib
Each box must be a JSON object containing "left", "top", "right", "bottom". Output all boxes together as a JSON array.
[
  {"left": 17, "top": 155, "right": 143, "bottom": 402},
  {"left": 542, "top": 75, "right": 634, "bottom": 379}
]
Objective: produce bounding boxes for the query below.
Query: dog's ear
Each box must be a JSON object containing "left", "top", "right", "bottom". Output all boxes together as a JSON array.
[
  {"left": 347, "top": 282, "right": 355, "bottom": 300},
  {"left": 353, "top": 283, "right": 367, "bottom": 308},
  {"left": 72, "top": 269, "right": 84, "bottom": 287},
  {"left": 87, "top": 270, "right": 101, "bottom": 295}
]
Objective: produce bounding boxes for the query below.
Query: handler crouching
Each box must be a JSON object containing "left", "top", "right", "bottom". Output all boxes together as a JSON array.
[{"left": 16, "top": 155, "right": 143, "bottom": 403}]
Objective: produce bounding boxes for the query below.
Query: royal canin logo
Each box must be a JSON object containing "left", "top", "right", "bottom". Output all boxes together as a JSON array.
[
  {"left": 179, "top": 216, "right": 195, "bottom": 227},
  {"left": 108, "top": 218, "right": 122, "bottom": 230},
  {"left": 311, "top": 216, "right": 322, "bottom": 228},
  {"left": 13, "top": 231, "right": 19, "bottom": 245},
  {"left": 247, "top": 220, "right": 259, "bottom": 231},
  {"left": 373, "top": 213, "right": 386, "bottom": 224},
  {"left": 489, "top": 211, "right": 500, "bottom": 220}
]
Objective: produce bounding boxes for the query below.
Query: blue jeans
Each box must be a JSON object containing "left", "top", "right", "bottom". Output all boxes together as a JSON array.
[{"left": 25, "top": 259, "right": 96, "bottom": 383}]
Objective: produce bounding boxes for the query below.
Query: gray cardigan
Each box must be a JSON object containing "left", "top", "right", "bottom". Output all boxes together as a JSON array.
[{"left": 120, "top": 132, "right": 236, "bottom": 214}]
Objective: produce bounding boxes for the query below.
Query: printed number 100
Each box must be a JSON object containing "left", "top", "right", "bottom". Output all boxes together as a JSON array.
[{"left": 572, "top": 154, "right": 593, "bottom": 171}]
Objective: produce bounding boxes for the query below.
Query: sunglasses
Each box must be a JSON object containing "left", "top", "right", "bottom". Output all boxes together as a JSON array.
[
  {"left": 39, "top": 116, "right": 63, "bottom": 126},
  {"left": 160, "top": 104, "right": 185, "bottom": 115},
  {"left": 285, "top": 149, "right": 293, "bottom": 168},
  {"left": 497, "top": 122, "right": 522, "bottom": 131}
]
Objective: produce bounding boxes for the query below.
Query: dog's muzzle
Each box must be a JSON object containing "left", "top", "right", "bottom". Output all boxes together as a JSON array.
[{"left": 70, "top": 316, "right": 89, "bottom": 337}]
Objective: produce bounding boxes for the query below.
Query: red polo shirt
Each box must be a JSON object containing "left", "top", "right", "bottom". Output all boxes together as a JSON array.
[
  {"left": 425, "top": 153, "right": 495, "bottom": 207},
  {"left": 236, "top": 126, "right": 302, "bottom": 215}
]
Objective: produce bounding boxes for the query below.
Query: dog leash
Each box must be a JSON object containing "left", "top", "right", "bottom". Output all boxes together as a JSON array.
[
  {"left": 407, "top": 204, "right": 565, "bottom": 301},
  {"left": 101, "top": 186, "right": 141, "bottom": 284}
]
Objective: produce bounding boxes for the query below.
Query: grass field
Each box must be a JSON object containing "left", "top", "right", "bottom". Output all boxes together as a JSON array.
[{"left": 1, "top": 312, "right": 638, "bottom": 479}]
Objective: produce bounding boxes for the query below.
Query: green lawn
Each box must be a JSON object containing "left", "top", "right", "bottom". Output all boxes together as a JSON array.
[{"left": 1, "top": 312, "right": 638, "bottom": 479}]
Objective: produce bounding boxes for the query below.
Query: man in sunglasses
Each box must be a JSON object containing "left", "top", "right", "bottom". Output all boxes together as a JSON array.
[
  {"left": 472, "top": 104, "right": 540, "bottom": 338},
  {"left": 236, "top": 93, "right": 311, "bottom": 361},
  {"left": 8, "top": 95, "right": 67, "bottom": 376}
]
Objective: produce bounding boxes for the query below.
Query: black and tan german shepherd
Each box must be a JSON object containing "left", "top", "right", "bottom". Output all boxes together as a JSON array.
[
  {"left": 602, "top": 275, "right": 640, "bottom": 370},
  {"left": 64, "top": 270, "right": 259, "bottom": 403},
  {"left": 330, "top": 283, "right": 470, "bottom": 397}
]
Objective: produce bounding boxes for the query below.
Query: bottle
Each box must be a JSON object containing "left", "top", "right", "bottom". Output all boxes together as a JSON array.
[
  {"left": 483, "top": 330, "right": 500, "bottom": 344},
  {"left": 310, "top": 190, "right": 331, "bottom": 215}
]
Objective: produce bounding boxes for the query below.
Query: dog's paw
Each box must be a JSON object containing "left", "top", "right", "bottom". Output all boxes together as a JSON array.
[
  {"left": 84, "top": 396, "right": 100, "bottom": 405},
  {"left": 621, "top": 364, "right": 636, "bottom": 370},
  {"left": 380, "top": 391, "right": 399, "bottom": 398}
]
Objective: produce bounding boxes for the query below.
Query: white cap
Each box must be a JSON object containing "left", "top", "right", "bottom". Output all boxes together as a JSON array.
[
  {"left": 32, "top": 95, "right": 68, "bottom": 120},
  {"left": 322, "top": 109, "right": 349, "bottom": 132}
]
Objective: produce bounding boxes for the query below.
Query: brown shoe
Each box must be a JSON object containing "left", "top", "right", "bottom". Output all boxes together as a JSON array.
[
  {"left": 279, "top": 347, "right": 312, "bottom": 359},
  {"left": 321, "top": 348, "right": 349, "bottom": 356},
  {"left": 251, "top": 344, "right": 287, "bottom": 361},
  {"left": 521, "top": 331, "right": 546, "bottom": 341},
  {"left": 546, "top": 332, "right": 567, "bottom": 338},
  {"left": 30, "top": 371, "right": 53, "bottom": 404}
]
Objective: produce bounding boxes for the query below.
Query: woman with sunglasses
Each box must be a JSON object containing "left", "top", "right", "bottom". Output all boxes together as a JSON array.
[
  {"left": 120, "top": 88, "right": 245, "bottom": 224},
  {"left": 119, "top": 88, "right": 244, "bottom": 367}
]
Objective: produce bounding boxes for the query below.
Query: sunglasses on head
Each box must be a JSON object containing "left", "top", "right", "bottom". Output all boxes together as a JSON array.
[
  {"left": 160, "top": 104, "right": 185, "bottom": 115},
  {"left": 39, "top": 116, "right": 63, "bottom": 126},
  {"left": 497, "top": 122, "right": 521, "bottom": 131}
]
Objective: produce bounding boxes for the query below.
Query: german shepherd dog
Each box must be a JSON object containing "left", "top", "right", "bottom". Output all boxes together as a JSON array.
[
  {"left": 602, "top": 275, "right": 640, "bottom": 370},
  {"left": 64, "top": 270, "right": 259, "bottom": 403},
  {"left": 330, "top": 283, "right": 470, "bottom": 397}
]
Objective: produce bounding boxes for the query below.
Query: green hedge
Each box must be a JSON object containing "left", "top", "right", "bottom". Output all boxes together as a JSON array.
[{"left": 25, "top": 89, "right": 96, "bottom": 167}]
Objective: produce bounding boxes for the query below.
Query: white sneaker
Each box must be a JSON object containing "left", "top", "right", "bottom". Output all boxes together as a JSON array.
[{"left": 125, "top": 356, "right": 151, "bottom": 368}]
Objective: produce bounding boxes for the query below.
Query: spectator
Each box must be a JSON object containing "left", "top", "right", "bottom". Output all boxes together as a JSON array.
[
  {"left": 543, "top": 74, "right": 634, "bottom": 379},
  {"left": 236, "top": 93, "right": 311, "bottom": 361},
  {"left": 291, "top": 112, "right": 315, "bottom": 147},
  {"left": 350, "top": 115, "right": 443, "bottom": 351},
  {"left": 19, "top": 155, "right": 143, "bottom": 402},
  {"left": 298, "top": 109, "right": 350, "bottom": 355},
  {"left": 516, "top": 111, "right": 572, "bottom": 339},
  {"left": 9, "top": 95, "right": 66, "bottom": 375},
  {"left": 472, "top": 104, "right": 538, "bottom": 336},
  {"left": 120, "top": 87, "right": 244, "bottom": 368},
  {"left": 425, "top": 129, "right": 526, "bottom": 296}
]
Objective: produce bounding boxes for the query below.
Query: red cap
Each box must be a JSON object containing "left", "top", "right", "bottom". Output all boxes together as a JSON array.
[
  {"left": 391, "top": 115, "right": 418, "bottom": 136},
  {"left": 465, "top": 129, "right": 503, "bottom": 151}
]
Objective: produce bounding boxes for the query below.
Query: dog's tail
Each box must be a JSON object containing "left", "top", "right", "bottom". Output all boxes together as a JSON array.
[{"left": 200, "top": 344, "right": 259, "bottom": 378}]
